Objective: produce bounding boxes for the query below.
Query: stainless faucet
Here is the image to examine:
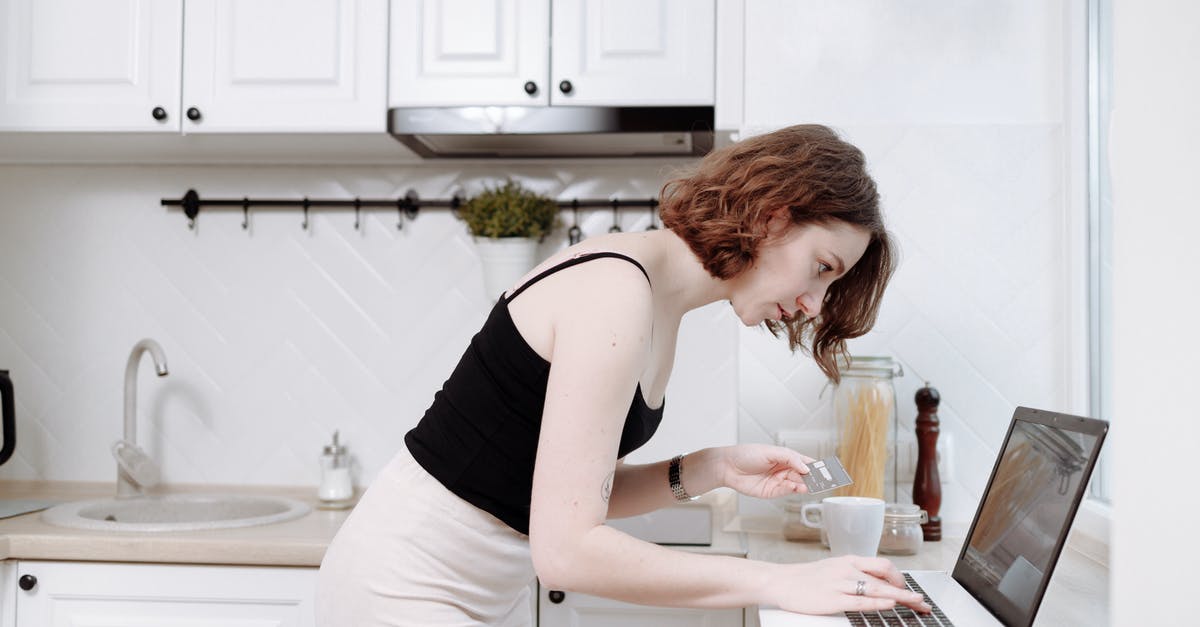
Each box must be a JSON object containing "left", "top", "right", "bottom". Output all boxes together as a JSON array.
[{"left": 116, "top": 339, "right": 169, "bottom": 498}]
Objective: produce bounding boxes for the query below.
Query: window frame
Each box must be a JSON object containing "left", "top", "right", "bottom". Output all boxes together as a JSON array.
[{"left": 1087, "top": 0, "right": 1113, "bottom": 503}]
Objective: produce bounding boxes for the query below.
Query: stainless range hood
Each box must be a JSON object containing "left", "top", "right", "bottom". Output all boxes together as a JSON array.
[{"left": 388, "top": 106, "right": 715, "bottom": 159}]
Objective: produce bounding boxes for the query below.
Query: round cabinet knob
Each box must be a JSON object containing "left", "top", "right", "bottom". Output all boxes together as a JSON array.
[
  {"left": 186, "top": 107, "right": 202, "bottom": 121},
  {"left": 151, "top": 107, "right": 168, "bottom": 121},
  {"left": 558, "top": 80, "right": 573, "bottom": 95},
  {"left": 18, "top": 574, "right": 37, "bottom": 591},
  {"left": 548, "top": 590, "right": 566, "bottom": 604},
  {"left": 523, "top": 81, "right": 538, "bottom": 95}
]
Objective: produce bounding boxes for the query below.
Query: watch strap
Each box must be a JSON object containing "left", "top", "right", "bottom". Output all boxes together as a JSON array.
[{"left": 669, "top": 454, "right": 695, "bottom": 502}]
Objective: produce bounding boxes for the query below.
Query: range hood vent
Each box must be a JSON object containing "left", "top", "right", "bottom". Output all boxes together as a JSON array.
[{"left": 388, "top": 106, "right": 714, "bottom": 159}]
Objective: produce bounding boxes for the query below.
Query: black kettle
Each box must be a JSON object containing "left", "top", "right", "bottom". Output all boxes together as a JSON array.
[{"left": 0, "top": 370, "right": 15, "bottom": 466}]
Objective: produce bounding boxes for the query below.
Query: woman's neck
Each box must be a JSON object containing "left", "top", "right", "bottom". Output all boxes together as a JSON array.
[{"left": 641, "top": 229, "right": 730, "bottom": 318}]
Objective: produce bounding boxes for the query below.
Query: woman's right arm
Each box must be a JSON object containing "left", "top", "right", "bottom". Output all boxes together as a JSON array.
[{"left": 525, "top": 261, "right": 926, "bottom": 613}]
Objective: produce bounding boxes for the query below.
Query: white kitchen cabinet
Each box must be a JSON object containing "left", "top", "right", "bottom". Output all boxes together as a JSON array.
[
  {"left": 539, "top": 585, "right": 744, "bottom": 626},
  {"left": 0, "top": 0, "right": 388, "bottom": 133},
  {"left": 0, "top": 0, "right": 183, "bottom": 131},
  {"left": 1, "top": 561, "right": 15, "bottom": 627},
  {"left": 182, "top": 0, "right": 388, "bottom": 133},
  {"left": 548, "top": 0, "right": 714, "bottom": 106},
  {"left": 389, "top": 0, "right": 714, "bottom": 107},
  {"left": 9, "top": 560, "right": 317, "bottom": 627},
  {"left": 389, "top": 0, "right": 550, "bottom": 106}
]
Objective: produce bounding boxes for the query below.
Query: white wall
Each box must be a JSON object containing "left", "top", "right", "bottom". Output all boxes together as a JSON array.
[
  {"left": 733, "top": 0, "right": 1088, "bottom": 529},
  {"left": 0, "top": 4, "right": 1086, "bottom": 532},
  {"left": 0, "top": 162, "right": 736, "bottom": 490},
  {"left": 1110, "top": 0, "right": 1200, "bottom": 622}
]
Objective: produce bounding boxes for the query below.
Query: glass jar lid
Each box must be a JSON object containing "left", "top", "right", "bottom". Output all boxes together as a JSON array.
[
  {"left": 323, "top": 430, "right": 347, "bottom": 458},
  {"left": 841, "top": 356, "right": 904, "bottom": 379},
  {"left": 884, "top": 503, "right": 926, "bottom": 522}
]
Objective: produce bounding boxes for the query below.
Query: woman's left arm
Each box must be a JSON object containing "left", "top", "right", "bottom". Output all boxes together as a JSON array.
[{"left": 606, "top": 444, "right": 815, "bottom": 519}]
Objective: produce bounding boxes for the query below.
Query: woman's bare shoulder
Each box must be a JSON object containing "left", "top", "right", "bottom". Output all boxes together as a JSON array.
[{"left": 506, "top": 244, "right": 655, "bottom": 362}]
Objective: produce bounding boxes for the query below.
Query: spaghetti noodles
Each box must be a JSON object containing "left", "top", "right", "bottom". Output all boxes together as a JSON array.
[{"left": 836, "top": 383, "right": 892, "bottom": 499}]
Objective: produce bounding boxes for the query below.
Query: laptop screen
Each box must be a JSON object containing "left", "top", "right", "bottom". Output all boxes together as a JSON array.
[{"left": 951, "top": 407, "right": 1107, "bottom": 627}]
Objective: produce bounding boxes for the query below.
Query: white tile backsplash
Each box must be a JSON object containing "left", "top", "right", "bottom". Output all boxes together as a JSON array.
[
  {"left": 735, "top": 124, "right": 1077, "bottom": 525},
  {"left": 0, "top": 161, "right": 734, "bottom": 491},
  {"left": 0, "top": 123, "right": 1077, "bottom": 529}
]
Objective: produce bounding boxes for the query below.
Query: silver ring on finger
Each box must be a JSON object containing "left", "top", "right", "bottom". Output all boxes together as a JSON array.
[{"left": 855, "top": 580, "right": 866, "bottom": 596}]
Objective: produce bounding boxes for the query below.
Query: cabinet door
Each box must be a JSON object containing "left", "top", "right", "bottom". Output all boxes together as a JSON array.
[
  {"left": 182, "top": 0, "right": 388, "bottom": 133},
  {"left": 0, "top": 0, "right": 183, "bottom": 131},
  {"left": 389, "top": 0, "right": 550, "bottom": 106},
  {"left": 540, "top": 587, "right": 743, "bottom": 627},
  {"left": 14, "top": 561, "right": 317, "bottom": 627},
  {"left": 1, "top": 561, "right": 15, "bottom": 627},
  {"left": 550, "top": 0, "right": 714, "bottom": 106}
]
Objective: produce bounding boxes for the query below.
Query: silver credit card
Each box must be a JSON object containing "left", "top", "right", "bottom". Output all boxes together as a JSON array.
[{"left": 802, "top": 456, "right": 854, "bottom": 494}]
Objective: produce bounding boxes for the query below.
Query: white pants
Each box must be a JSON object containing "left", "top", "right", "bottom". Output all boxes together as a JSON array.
[{"left": 316, "top": 445, "right": 535, "bottom": 626}]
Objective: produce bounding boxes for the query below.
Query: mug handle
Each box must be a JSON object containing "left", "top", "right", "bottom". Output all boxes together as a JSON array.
[{"left": 801, "top": 503, "right": 823, "bottom": 529}]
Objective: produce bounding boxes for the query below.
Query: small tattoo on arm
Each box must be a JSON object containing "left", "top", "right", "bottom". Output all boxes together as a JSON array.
[{"left": 601, "top": 471, "right": 614, "bottom": 503}]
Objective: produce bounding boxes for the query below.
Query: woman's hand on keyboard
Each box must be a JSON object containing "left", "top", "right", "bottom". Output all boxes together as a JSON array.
[{"left": 763, "top": 555, "right": 933, "bottom": 616}]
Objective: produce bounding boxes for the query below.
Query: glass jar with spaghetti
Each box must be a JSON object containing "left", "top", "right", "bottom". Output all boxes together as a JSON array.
[{"left": 830, "top": 356, "right": 904, "bottom": 502}]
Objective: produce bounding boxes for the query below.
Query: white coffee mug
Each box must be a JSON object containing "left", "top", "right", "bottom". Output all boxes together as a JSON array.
[{"left": 802, "top": 496, "right": 886, "bottom": 557}]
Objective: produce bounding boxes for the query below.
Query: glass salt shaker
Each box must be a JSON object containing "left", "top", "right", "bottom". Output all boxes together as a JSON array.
[
  {"left": 879, "top": 503, "right": 928, "bottom": 555},
  {"left": 318, "top": 430, "right": 354, "bottom": 508}
]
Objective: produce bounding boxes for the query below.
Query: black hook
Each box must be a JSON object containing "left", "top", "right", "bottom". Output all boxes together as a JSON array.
[
  {"left": 609, "top": 199, "right": 621, "bottom": 233},
  {"left": 568, "top": 199, "right": 582, "bottom": 245},
  {"left": 404, "top": 189, "right": 420, "bottom": 220},
  {"left": 242, "top": 197, "right": 250, "bottom": 230},
  {"left": 398, "top": 190, "right": 420, "bottom": 229},
  {"left": 182, "top": 189, "right": 200, "bottom": 230},
  {"left": 301, "top": 197, "right": 310, "bottom": 230},
  {"left": 647, "top": 197, "right": 659, "bottom": 231},
  {"left": 353, "top": 197, "right": 361, "bottom": 231}
]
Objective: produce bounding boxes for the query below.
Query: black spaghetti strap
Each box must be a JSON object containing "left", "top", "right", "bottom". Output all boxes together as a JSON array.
[{"left": 504, "top": 252, "right": 651, "bottom": 304}]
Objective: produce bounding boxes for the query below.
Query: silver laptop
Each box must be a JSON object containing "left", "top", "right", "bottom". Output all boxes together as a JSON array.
[{"left": 762, "top": 406, "right": 1107, "bottom": 627}]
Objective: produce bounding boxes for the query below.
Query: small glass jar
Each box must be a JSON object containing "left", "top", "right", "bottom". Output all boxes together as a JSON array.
[{"left": 879, "top": 503, "right": 928, "bottom": 555}]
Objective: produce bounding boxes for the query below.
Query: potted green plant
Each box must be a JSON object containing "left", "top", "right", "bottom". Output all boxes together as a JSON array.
[{"left": 457, "top": 179, "right": 560, "bottom": 300}]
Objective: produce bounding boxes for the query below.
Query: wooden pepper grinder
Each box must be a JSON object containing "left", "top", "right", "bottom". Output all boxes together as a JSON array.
[{"left": 912, "top": 382, "right": 942, "bottom": 541}]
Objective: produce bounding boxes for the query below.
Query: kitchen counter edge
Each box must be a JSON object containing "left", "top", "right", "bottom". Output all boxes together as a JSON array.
[{"left": 0, "top": 481, "right": 748, "bottom": 567}]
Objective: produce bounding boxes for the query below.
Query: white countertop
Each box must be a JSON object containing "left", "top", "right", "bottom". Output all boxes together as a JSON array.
[
  {"left": 0, "top": 480, "right": 747, "bottom": 567},
  {"left": 2, "top": 480, "right": 1106, "bottom": 625},
  {"left": 742, "top": 524, "right": 1108, "bottom": 626},
  {"left": 0, "top": 480, "right": 351, "bottom": 567}
]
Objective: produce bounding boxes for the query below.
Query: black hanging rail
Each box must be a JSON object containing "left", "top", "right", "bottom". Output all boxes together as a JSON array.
[{"left": 161, "top": 189, "right": 660, "bottom": 231}]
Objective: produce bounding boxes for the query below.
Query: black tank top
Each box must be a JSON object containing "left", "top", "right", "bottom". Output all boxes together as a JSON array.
[{"left": 404, "top": 252, "right": 665, "bottom": 535}]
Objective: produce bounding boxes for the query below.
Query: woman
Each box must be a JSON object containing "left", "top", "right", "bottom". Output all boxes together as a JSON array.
[{"left": 316, "top": 124, "right": 930, "bottom": 625}]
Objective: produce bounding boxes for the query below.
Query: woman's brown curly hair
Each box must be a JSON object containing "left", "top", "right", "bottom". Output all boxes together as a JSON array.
[{"left": 659, "top": 124, "right": 896, "bottom": 383}]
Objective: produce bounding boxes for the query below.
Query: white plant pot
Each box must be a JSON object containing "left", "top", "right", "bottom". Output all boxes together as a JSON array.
[{"left": 474, "top": 237, "right": 540, "bottom": 301}]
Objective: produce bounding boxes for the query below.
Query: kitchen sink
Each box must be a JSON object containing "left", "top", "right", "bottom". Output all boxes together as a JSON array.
[{"left": 41, "top": 493, "right": 310, "bottom": 533}]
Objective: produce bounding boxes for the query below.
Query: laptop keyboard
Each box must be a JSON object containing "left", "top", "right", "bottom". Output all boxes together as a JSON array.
[{"left": 844, "top": 573, "right": 955, "bottom": 626}]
